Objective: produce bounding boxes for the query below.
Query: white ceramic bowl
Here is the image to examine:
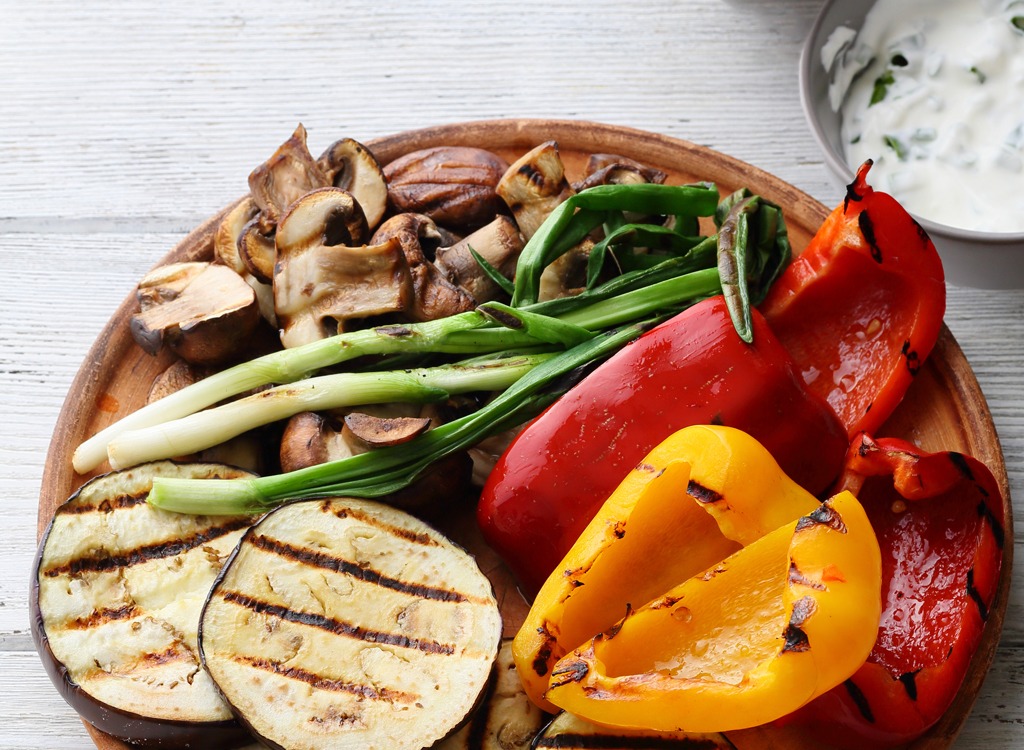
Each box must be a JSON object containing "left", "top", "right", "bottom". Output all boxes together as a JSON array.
[{"left": 799, "top": 0, "right": 1024, "bottom": 289}]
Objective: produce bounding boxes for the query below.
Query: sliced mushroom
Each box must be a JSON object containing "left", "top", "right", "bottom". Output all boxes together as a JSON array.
[
  {"left": 580, "top": 152, "right": 668, "bottom": 186},
  {"left": 247, "top": 123, "right": 329, "bottom": 227},
  {"left": 213, "top": 197, "right": 259, "bottom": 273},
  {"left": 435, "top": 216, "right": 524, "bottom": 303},
  {"left": 318, "top": 137, "right": 389, "bottom": 231},
  {"left": 496, "top": 140, "right": 575, "bottom": 240},
  {"left": 279, "top": 406, "right": 473, "bottom": 513},
  {"left": 131, "top": 261, "right": 260, "bottom": 366},
  {"left": 213, "top": 197, "right": 277, "bottom": 325},
  {"left": 383, "top": 146, "right": 510, "bottom": 229},
  {"left": 371, "top": 213, "right": 476, "bottom": 321},
  {"left": 274, "top": 188, "right": 411, "bottom": 348},
  {"left": 343, "top": 412, "right": 432, "bottom": 448},
  {"left": 237, "top": 217, "right": 277, "bottom": 283}
]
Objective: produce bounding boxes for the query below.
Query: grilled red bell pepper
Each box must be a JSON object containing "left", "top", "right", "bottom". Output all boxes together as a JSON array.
[
  {"left": 791, "top": 433, "right": 1006, "bottom": 747},
  {"left": 477, "top": 294, "right": 849, "bottom": 596},
  {"left": 760, "top": 161, "right": 945, "bottom": 439}
]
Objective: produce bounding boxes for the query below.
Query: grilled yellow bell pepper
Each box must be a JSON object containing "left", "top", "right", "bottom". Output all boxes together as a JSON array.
[
  {"left": 543, "top": 490, "right": 881, "bottom": 733},
  {"left": 512, "top": 424, "right": 823, "bottom": 713}
]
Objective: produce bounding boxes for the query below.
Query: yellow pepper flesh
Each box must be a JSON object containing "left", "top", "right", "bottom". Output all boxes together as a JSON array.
[
  {"left": 513, "top": 425, "right": 822, "bottom": 712},
  {"left": 544, "top": 490, "right": 882, "bottom": 733}
]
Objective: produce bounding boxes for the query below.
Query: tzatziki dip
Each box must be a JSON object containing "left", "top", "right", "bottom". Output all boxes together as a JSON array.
[{"left": 826, "top": 0, "right": 1024, "bottom": 233}]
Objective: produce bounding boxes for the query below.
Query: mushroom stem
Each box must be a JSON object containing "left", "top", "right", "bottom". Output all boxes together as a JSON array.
[{"left": 106, "top": 351, "right": 553, "bottom": 470}]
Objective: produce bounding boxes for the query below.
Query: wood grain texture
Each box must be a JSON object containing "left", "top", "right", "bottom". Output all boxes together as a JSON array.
[
  {"left": 34, "top": 121, "right": 1012, "bottom": 750},
  {"left": 3, "top": 0, "right": 1023, "bottom": 748}
]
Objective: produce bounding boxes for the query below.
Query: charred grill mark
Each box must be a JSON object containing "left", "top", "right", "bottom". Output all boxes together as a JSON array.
[
  {"left": 901, "top": 339, "right": 922, "bottom": 376},
  {"left": 782, "top": 596, "right": 816, "bottom": 653},
  {"left": 844, "top": 678, "right": 876, "bottom": 723},
  {"left": 858, "top": 210, "right": 883, "bottom": 263},
  {"left": 57, "top": 492, "right": 147, "bottom": 515},
  {"left": 64, "top": 604, "right": 140, "bottom": 630},
  {"left": 898, "top": 670, "right": 919, "bottom": 701},
  {"left": 844, "top": 168, "right": 869, "bottom": 211},
  {"left": 535, "top": 733, "right": 729, "bottom": 748},
  {"left": 41, "top": 518, "right": 252, "bottom": 577},
  {"left": 517, "top": 162, "right": 550, "bottom": 190},
  {"left": 321, "top": 504, "right": 439, "bottom": 546},
  {"left": 234, "top": 655, "right": 418, "bottom": 703},
  {"left": 612, "top": 521, "right": 626, "bottom": 540},
  {"left": 966, "top": 568, "right": 989, "bottom": 622},
  {"left": 533, "top": 625, "right": 557, "bottom": 677},
  {"left": 795, "top": 501, "right": 848, "bottom": 534},
  {"left": 247, "top": 534, "right": 475, "bottom": 603},
  {"left": 788, "top": 562, "right": 826, "bottom": 591},
  {"left": 376, "top": 324, "right": 415, "bottom": 338},
  {"left": 221, "top": 590, "right": 456, "bottom": 655},
  {"left": 949, "top": 452, "right": 975, "bottom": 482},
  {"left": 978, "top": 500, "right": 1005, "bottom": 549},
  {"left": 709, "top": 413, "right": 725, "bottom": 426},
  {"left": 687, "top": 480, "right": 723, "bottom": 504},
  {"left": 635, "top": 461, "right": 658, "bottom": 474},
  {"left": 87, "top": 645, "right": 194, "bottom": 679},
  {"left": 548, "top": 658, "right": 589, "bottom": 689}
]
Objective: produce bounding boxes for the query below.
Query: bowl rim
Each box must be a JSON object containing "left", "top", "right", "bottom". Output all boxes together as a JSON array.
[{"left": 798, "top": 0, "right": 1024, "bottom": 245}]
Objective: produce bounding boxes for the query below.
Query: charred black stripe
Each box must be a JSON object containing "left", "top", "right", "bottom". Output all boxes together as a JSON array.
[
  {"left": 220, "top": 590, "right": 455, "bottom": 655},
  {"left": 789, "top": 562, "right": 826, "bottom": 590},
  {"left": 322, "top": 504, "right": 439, "bottom": 546},
  {"left": 41, "top": 518, "right": 252, "bottom": 577},
  {"left": 844, "top": 678, "right": 876, "bottom": 723},
  {"left": 966, "top": 568, "right": 989, "bottom": 622},
  {"left": 535, "top": 733, "right": 728, "bottom": 748},
  {"left": 795, "top": 501, "right": 847, "bottom": 534},
  {"left": 898, "top": 670, "right": 919, "bottom": 701},
  {"left": 56, "top": 493, "right": 147, "bottom": 515},
  {"left": 64, "top": 604, "right": 139, "bottom": 630},
  {"left": 247, "top": 534, "right": 471, "bottom": 603},
  {"left": 949, "top": 451, "right": 975, "bottom": 481},
  {"left": 912, "top": 217, "right": 930, "bottom": 245},
  {"left": 858, "top": 210, "right": 883, "bottom": 263},
  {"left": 978, "top": 500, "right": 1005, "bottom": 549},
  {"left": 533, "top": 626, "right": 555, "bottom": 677},
  {"left": 234, "top": 655, "right": 418, "bottom": 703},
  {"left": 901, "top": 339, "right": 922, "bottom": 376},
  {"left": 686, "top": 480, "right": 722, "bottom": 504},
  {"left": 844, "top": 166, "right": 870, "bottom": 211},
  {"left": 517, "top": 162, "right": 550, "bottom": 189},
  {"left": 548, "top": 658, "right": 589, "bottom": 689}
]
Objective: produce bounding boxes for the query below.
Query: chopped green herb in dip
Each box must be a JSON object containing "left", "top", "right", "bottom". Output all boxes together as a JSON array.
[{"left": 827, "top": 0, "right": 1024, "bottom": 233}]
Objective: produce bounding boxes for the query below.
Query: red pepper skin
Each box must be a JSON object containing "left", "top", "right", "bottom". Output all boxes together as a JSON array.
[
  {"left": 791, "top": 433, "right": 1006, "bottom": 747},
  {"left": 477, "top": 295, "right": 848, "bottom": 597},
  {"left": 760, "top": 162, "right": 945, "bottom": 439}
]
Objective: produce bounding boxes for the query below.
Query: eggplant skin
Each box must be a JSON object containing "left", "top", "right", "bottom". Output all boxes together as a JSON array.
[
  {"left": 200, "top": 497, "right": 503, "bottom": 750},
  {"left": 32, "top": 461, "right": 258, "bottom": 748}
]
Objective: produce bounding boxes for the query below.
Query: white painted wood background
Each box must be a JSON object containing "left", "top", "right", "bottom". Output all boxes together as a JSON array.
[{"left": 2, "top": 0, "right": 1022, "bottom": 747}]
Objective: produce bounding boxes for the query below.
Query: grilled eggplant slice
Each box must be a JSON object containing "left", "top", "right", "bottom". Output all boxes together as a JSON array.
[
  {"left": 532, "top": 712, "right": 736, "bottom": 749},
  {"left": 436, "top": 638, "right": 547, "bottom": 750},
  {"left": 31, "top": 461, "right": 257, "bottom": 747},
  {"left": 200, "top": 497, "right": 502, "bottom": 750}
]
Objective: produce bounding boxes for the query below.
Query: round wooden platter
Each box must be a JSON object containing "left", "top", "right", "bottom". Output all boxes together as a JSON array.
[{"left": 37, "top": 119, "right": 1013, "bottom": 750}]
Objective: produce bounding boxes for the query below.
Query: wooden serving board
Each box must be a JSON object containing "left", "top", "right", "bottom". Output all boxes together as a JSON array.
[{"left": 36, "top": 119, "right": 1012, "bottom": 750}]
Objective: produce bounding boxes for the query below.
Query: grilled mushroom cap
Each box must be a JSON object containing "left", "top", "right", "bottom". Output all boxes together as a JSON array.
[
  {"left": 496, "top": 141, "right": 574, "bottom": 240},
  {"left": 199, "top": 497, "right": 502, "bottom": 750},
  {"left": 131, "top": 261, "right": 261, "bottom": 366},
  {"left": 370, "top": 213, "right": 476, "bottom": 321},
  {"left": 214, "top": 197, "right": 277, "bottom": 325},
  {"left": 383, "top": 146, "right": 509, "bottom": 229},
  {"left": 31, "top": 462, "right": 256, "bottom": 748},
  {"left": 318, "top": 138, "right": 388, "bottom": 231},
  {"left": 247, "top": 123, "right": 329, "bottom": 228},
  {"left": 435, "top": 216, "right": 524, "bottom": 303},
  {"left": 273, "top": 188, "right": 411, "bottom": 348}
]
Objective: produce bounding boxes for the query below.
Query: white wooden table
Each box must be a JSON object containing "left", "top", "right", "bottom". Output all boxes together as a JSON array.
[{"left": 2, "top": 1, "right": 1021, "bottom": 747}]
